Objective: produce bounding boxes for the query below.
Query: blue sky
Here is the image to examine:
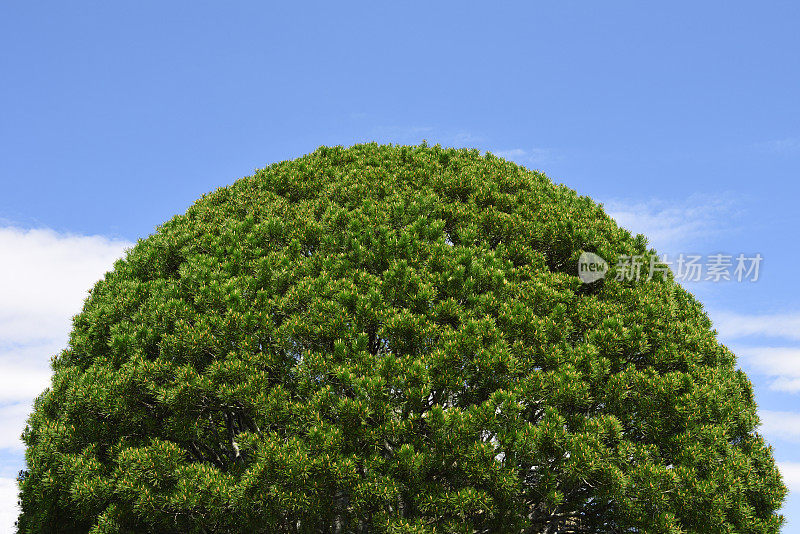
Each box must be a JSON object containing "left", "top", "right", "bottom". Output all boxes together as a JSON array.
[{"left": 2, "top": 1, "right": 799, "bottom": 530}]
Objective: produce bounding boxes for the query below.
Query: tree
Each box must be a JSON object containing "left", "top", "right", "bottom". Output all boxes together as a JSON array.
[{"left": 17, "top": 143, "right": 785, "bottom": 533}]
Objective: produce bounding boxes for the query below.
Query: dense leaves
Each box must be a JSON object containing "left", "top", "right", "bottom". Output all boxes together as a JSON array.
[{"left": 18, "top": 143, "right": 785, "bottom": 533}]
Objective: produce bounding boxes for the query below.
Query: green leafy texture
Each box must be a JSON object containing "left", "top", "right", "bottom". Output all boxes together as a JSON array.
[{"left": 17, "top": 144, "right": 785, "bottom": 533}]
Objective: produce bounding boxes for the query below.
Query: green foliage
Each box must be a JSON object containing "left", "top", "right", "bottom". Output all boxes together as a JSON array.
[{"left": 17, "top": 144, "right": 785, "bottom": 533}]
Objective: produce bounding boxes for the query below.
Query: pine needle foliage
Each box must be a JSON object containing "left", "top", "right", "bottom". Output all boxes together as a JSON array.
[{"left": 17, "top": 144, "right": 785, "bottom": 533}]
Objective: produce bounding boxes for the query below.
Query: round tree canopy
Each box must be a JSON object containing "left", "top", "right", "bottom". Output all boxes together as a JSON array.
[{"left": 18, "top": 143, "right": 785, "bottom": 533}]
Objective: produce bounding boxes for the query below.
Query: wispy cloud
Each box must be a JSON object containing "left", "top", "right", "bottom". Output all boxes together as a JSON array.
[
  {"left": 448, "top": 131, "right": 483, "bottom": 146},
  {"left": 492, "top": 147, "right": 555, "bottom": 166},
  {"left": 711, "top": 309, "right": 800, "bottom": 393},
  {"left": 602, "top": 194, "right": 741, "bottom": 253},
  {"left": 0, "top": 404, "right": 30, "bottom": 451},
  {"left": 713, "top": 312, "right": 800, "bottom": 342},
  {"left": 0, "top": 362, "right": 52, "bottom": 405},
  {"left": 732, "top": 346, "right": 800, "bottom": 393},
  {"left": 753, "top": 137, "right": 800, "bottom": 154},
  {"left": 760, "top": 411, "right": 800, "bottom": 443},
  {"left": 778, "top": 462, "right": 800, "bottom": 493},
  {"left": 0, "top": 477, "right": 18, "bottom": 533},
  {"left": 710, "top": 309, "right": 800, "bottom": 393},
  {"left": 367, "top": 125, "right": 486, "bottom": 148},
  {"left": 371, "top": 125, "right": 434, "bottom": 139}
]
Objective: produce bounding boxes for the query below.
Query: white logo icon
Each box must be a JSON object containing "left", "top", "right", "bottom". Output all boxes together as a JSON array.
[{"left": 578, "top": 252, "right": 608, "bottom": 283}]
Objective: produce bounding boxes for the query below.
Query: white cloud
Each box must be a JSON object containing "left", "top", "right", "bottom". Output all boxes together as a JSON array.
[
  {"left": 492, "top": 147, "right": 554, "bottom": 165},
  {"left": 493, "top": 148, "right": 527, "bottom": 158},
  {"left": 448, "top": 131, "right": 483, "bottom": 146},
  {"left": 760, "top": 411, "right": 800, "bottom": 443},
  {"left": 0, "top": 477, "right": 19, "bottom": 534},
  {"left": 0, "top": 363, "right": 51, "bottom": 404},
  {"left": 0, "top": 227, "right": 130, "bottom": 326},
  {"left": 0, "top": 404, "right": 31, "bottom": 451},
  {"left": 769, "top": 377, "right": 800, "bottom": 394},
  {"left": 708, "top": 309, "right": 800, "bottom": 392},
  {"left": 0, "top": 226, "right": 130, "bottom": 531},
  {"left": 734, "top": 347, "right": 800, "bottom": 393},
  {"left": 0, "top": 226, "right": 131, "bottom": 450},
  {"left": 778, "top": 462, "right": 800, "bottom": 493},
  {"left": 713, "top": 312, "right": 800, "bottom": 342},
  {"left": 754, "top": 137, "right": 800, "bottom": 154},
  {"left": 367, "top": 127, "right": 484, "bottom": 148},
  {"left": 603, "top": 194, "right": 740, "bottom": 253},
  {"left": 369, "top": 125, "right": 434, "bottom": 144}
]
